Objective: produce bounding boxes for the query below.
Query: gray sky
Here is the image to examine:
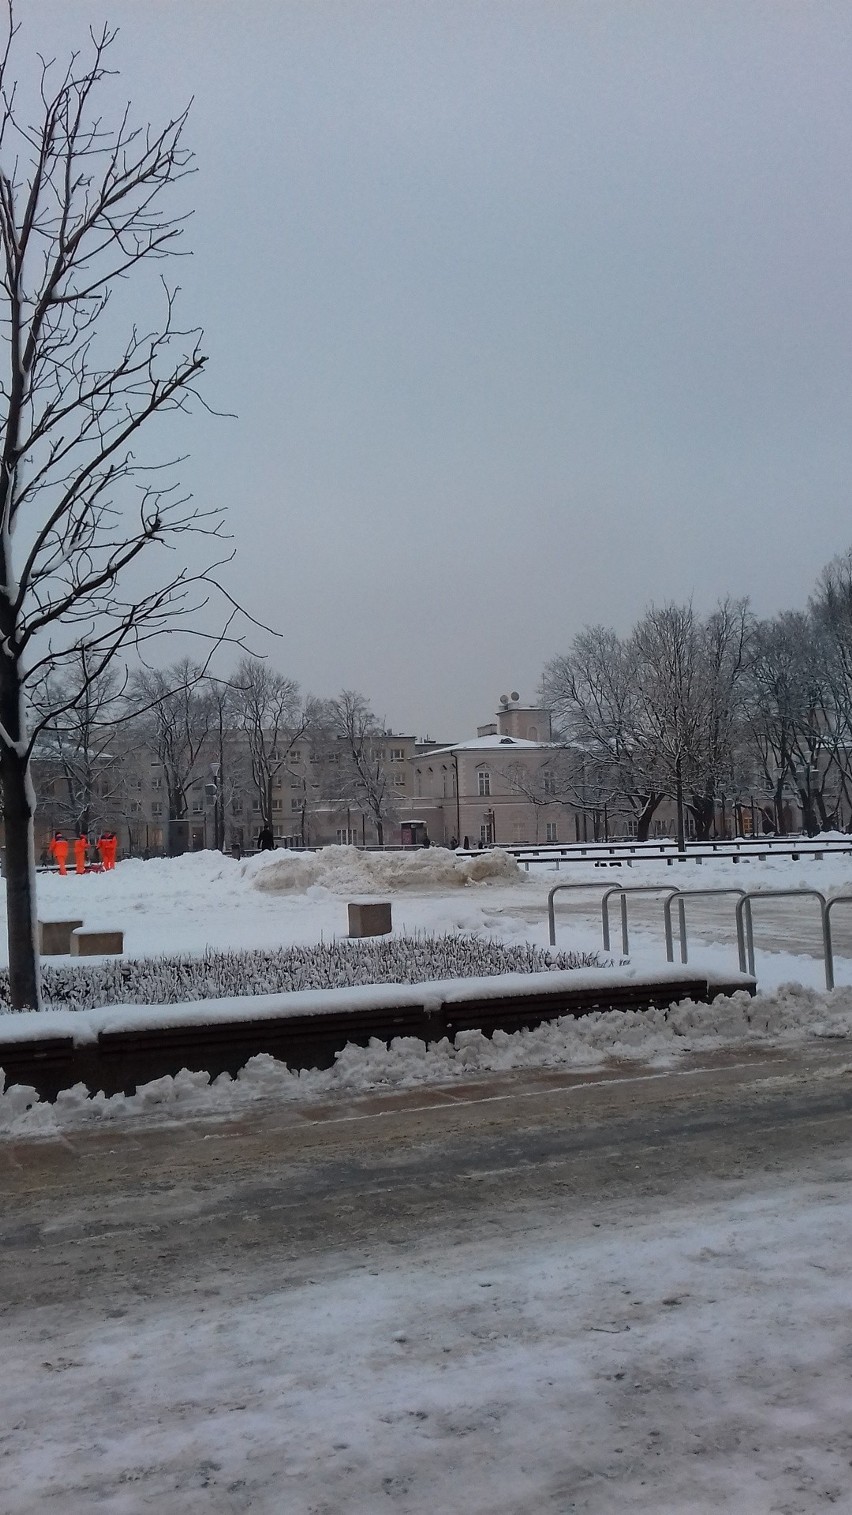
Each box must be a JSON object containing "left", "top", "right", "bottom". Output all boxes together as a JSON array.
[{"left": 21, "top": 1, "right": 852, "bottom": 737}]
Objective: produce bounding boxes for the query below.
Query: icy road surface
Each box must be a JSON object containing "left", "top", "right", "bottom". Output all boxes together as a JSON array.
[{"left": 1, "top": 1045, "right": 851, "bottom": 1512}]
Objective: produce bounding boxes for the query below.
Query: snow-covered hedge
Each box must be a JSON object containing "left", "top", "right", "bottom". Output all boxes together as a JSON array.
[{"left": 0, "top": 936, "right": 604, "bottom": 1014}]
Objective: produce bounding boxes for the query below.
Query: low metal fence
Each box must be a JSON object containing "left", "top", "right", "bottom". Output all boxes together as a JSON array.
[
  {"left": 663, "top": 888, "right": 747, "bottom": 965},
  {"left": 549, "top": 879, "right": 852, "bottom": 991}
]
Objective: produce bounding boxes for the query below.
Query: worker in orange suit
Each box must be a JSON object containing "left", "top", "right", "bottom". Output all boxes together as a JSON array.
[
  {"left": 50, "top": 832, "right": 69, "bottom": 876},
  {"left": 99, "top": 832, "right": 118, "bottom": 870},
  {"left": 74, "top": 835, "right": 88, "bottom": 874}
]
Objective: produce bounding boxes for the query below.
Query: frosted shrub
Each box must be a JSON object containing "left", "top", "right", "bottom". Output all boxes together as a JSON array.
[{"left": 0, "top": 934, "right": 605, "bottom": 1013}]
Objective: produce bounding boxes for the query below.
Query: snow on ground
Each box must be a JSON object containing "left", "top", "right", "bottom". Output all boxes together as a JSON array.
[
  {"left": 0, "top": 843, "right": 850, "bottom": 1137},
  {"left": 22, "top": 848, "right": 539, "bottom": 961},
  {"left": 19, "top": 843, "right": 852, "bottom": 983},
  {"left": 3, "top": 1161, "right": 852, "bottom": 1512},
  {"left": 5, "top": 848, "right": 852, "bottom": 1510}
]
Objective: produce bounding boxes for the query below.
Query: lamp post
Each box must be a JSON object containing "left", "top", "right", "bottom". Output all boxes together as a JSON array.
[{"left": 205, "top": 762, "right": 222, "bottom": 851}]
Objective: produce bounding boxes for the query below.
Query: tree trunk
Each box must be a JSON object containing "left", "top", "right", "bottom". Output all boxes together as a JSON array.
[
  {"left": 1, "top": 743, "right": 40, "bottom": 1010},
  {"left": 773, "top": 780, "right": 787, "bottom": 835},
  {"left": 635, "top": 793, "right": 662, "bottom": 842},
  {"left": 798, "top": 786, "right": 818, "bottom": 836},
  {"left": 675, "top": 755, "right": 685, "bottom": 851},
  {"left": 689, "top": 791, "right": 716, "bottom": 842}
]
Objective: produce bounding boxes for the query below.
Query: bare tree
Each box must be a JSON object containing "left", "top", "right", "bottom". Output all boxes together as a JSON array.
[
  {"left": 29, "top": 652, "right": 127, "bottom": 837},
  {"left": 230, "top": 657, "right": 312, "bottom": 838},
  {"left": 131, "top": 660, "right": 216, "bottom": 855},
  {"left": 322, "top": 691, "right": 395, "bottom": 846},
  {"left": 541, "top": 627, "right": 665, "bottom": 840},
  {"left": 0, "top": 14, "right": 240, "bottom": 1005}
]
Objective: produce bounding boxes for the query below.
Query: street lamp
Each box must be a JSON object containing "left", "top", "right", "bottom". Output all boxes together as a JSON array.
[{"left": 205, "top": 762, "right": 222, "bottom": 851}]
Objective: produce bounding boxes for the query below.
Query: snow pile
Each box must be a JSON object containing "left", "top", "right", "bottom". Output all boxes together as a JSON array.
[
  {"left": 4, "top": 937, "right": 603, "bottom": 1013},
  {"left": 2, "top": 983, "right": 850, "bottom": 1136},
  {"left": 245, "top": 845, "right": 523, "bottom": 894}
]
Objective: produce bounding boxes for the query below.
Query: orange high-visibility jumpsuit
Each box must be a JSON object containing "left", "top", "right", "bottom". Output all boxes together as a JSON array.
[
  {"left": 103, "top": 834, "right": 118, "bottom": 870},
  {"left": 52, "top": 835, "right": 69, "bottom": 876},
  {"left": 74, "top": 836, "right": 88, "bottom": 874}
]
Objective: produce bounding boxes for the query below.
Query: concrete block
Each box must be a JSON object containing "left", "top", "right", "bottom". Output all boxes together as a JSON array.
[
  {"left": 348, "top": 901, "right": 392, "bottom": 938},
  {"left": 71, "top": 928, "right": 124, "bottom": 956},
  {"left": 39, "top": 919, "right": 84, "bottom": 955}
]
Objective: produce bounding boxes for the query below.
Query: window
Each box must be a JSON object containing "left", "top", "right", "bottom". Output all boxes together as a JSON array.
[
  {"left": 272, "top": 798, "right": 282, "bottom": 812},
  {"left": 191, "top": 800, "right": 203, "bottom": 815},
  {"left": 291, "top": 797, "right": 302, "bottom": 812},
  {"left": 393, "top": 773, "right": 406, "bottom": 787},
  {"left": 151, "top": 802, "right": 162, "bottom": 818},
  {"left": 231, "top": 799, "right": 243, "bottom": 816},
  {"left": 252, "top": 799, "right": 260, "bottom": 812},
  {"left": 130, "top": 800, "right": 142, "bottom": 814},
  {"left": 543, "top": 770, "right": 556, "bottom": 796},
  {"left": 546, "top": 822, "right": 558, "bottom": 842},
  {"left": 478, "top": 770, "right": 491, "bottom": 797},
  {"left": 273, "top": 775, "right": 282, "bottom": 788},
  {"left": 336, "top": 828, "right": 357, "bottom": 844},
  {"left": 390, "top": 748, "right": 405, "bottom": 763},
  {"left": 151, "top": 776, "right": 163, "bottom": 791}
]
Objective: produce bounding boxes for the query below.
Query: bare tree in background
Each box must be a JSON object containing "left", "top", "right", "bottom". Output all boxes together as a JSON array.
[
  {"left": 231, "top": 657, "right": 313, "bottom": 839},
  {"left": 29, "top": 651, "right": 127, "bottom": 837},
  {"left": 0, "top": 14, "right": 240, "bottom": 1006},
  {"left": 323, "top": 691, "right": 394, "bottom": 846},
  {"left": 541, "top": 627, "right": 665, "bottom": 841},
  {"left": 131, "top": 661, "right": 216, "bottom": 856}
]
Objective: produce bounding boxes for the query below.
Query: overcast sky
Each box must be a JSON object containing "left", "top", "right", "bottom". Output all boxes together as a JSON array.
[{"left": 20, "top": 1, "right": 852, "bottom": 737}]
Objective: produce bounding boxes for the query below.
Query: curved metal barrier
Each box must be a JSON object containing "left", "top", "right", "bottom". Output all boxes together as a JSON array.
[
  {"left": 551, "top": 879, "right": 849, "bottom": 989},
  {"left": 822, "top": 894, "right": 852, "bottom": 991},
  {"left": 546, "top": 882, "right": 618, "bottom": 948},
  {"left": 735, "top": 889, "right": 829, "bottom": 984},
  {"left": 602, "top": 885, "right": 681, "bottom": 956},
  {"left": 663, "top": 888, "right": 747, "bottom": 965}
]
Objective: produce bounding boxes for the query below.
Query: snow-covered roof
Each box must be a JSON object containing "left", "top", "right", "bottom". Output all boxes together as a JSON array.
[{"left": 416, "top": 735, "right": 553, "bottom": 757}]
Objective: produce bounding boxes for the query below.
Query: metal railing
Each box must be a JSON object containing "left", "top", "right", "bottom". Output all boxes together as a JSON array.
[
  {"left": 735, "top": 890, "right": 830, "bottom": 985},
  {"left": 546, "top": 882, "right": 618, "bottom": 948},
  {"left": 512, "top": 840, "right": 848, "bottom": 870},
  {"left": 601, "top": 885, "right": 681, "bottom": 957},
  {"left": 663, "top": 888, "right": 747, "bottom": 965},
  {"left": 821, "top": 894, "right": 852, "bottom": 991},
  {"left": 549, "top": 879, "right": 852, "bottom": 990}
]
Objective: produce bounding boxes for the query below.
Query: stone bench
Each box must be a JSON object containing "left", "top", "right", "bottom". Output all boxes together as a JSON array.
[
  {"left": 348, "top": 901, "right": 392, "bottom": 938},
  {"left": 39, "top": 919, "right": 84, "bottom": 955},
  {"left": 71, "top": 927, "right": 124, "bottom": 957}
]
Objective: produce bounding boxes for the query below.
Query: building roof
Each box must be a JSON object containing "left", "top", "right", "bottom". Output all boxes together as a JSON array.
[{"left": 415, "top": 735, "right": 552, "bottom": 757}]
